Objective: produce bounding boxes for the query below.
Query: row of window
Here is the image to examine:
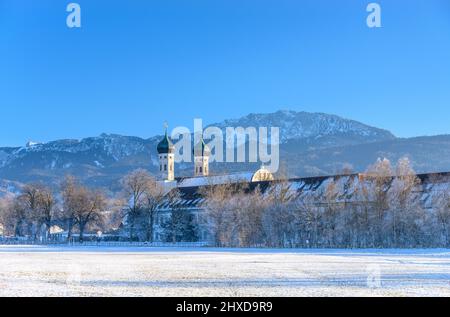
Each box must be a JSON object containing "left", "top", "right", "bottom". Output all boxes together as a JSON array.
[
  {"left": 160, "top": 164, "right": 173, "bottom": 172},
  {"left": 195, "top": 166, "right": 208, "bottom": 174}
]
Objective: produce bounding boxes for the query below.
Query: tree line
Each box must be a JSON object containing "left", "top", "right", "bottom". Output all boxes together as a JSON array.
[
  {"left": 0, "top": 158, "right": 449, "bottom": 248},
  {"left": 0, "top": 170, "right": 196, "bottom": 243},
  {"left": 0, "top": 176, "right": 110, "bottom": 242},
  {"left": 201, "top": 158, "right": 450, "bottom": 248}
]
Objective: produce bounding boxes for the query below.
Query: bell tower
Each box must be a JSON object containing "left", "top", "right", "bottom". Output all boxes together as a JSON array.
[
  {"left": 193, "top": 137, "right": 210, "bottom": 177},
  {"left": 157, "top": 124, "right": 175, "bottom": 181}
]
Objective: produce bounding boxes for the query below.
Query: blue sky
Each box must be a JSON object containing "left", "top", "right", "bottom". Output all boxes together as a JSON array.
[{"left": 0, "top": 0, "right": 449, "bottom": 146}]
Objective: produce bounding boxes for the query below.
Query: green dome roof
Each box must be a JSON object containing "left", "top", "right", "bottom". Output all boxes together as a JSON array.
[{"left": 157, "top": 131, "right": 174, "bottom": 154}]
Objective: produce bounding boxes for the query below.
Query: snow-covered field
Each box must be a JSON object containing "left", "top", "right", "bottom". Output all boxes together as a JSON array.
[{"left": 0, "top": 246, "right": 449, "bottom": 297}]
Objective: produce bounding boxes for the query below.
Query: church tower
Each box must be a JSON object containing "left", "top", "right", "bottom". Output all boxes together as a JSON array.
[
  {"left": 157, "top": 125, "right": 175, "bottom": 181},
  {"left": 193, "top": 137, "right": 210, "bottom": 177}
]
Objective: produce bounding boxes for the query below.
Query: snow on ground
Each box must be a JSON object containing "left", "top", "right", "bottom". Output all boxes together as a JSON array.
[{"left": 0, "top": 246, "right": 449, "bottom": 297}]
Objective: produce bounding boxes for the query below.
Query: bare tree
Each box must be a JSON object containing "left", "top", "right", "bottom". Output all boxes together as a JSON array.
[
  {"left": 61, "top": 175, "right": 78, "bottom": 241},
  {"left": 322, "top": 179, "right": 342, "bottom": 247},
  {"left": 61, "top": 175, "right": 106, "bottom": 243},
  {"left": 364, "top": 158, "right": 393, "bottom": 247},
  {"left": 72, "top": 187, "right": 106, "bottom": 243},
  {"left": 38, "top": 187, "right": 55, "bottom": 241},
  {"left": 0, "top": 197, "right": 17, "bottom": 237},
  {"left": 292, "top": 191, "right": 322, "bottom": 248},
  {"left": 262, "top": 180, "right": 296, "bottom": 248},
  {"left": 388, "top": 157, "right": 422, "bottom": 247},
  {"left": 348, "top": 176, "right": 373, "bottom": 247},
  {"left": 122, "top": 169, "right": 165, "bottom": 241},
  {"left": 143, "top": 178, "right": 166, "bottom": 242},
  {"left": 16, "top": 183, "right": 56, "bottom": 241},
  {"left": 201, "top": 181, "right": 249, "bottom": 247},
  {"left": 237, "top": 188, "right": 267, "bottom": 247},
  {"left": 122, "top": 169, "right": 152, "bottom": 240},
  {"left": 20, "top": 184, "right": 42, "bottom": 239},
  {"left": 433, "top": 177, "right": 450, "bottom": 247}
]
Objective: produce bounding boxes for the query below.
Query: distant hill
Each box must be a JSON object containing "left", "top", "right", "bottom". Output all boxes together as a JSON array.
[
  {"left": 282, "top": 134, "right": 450, "bottom": 177},
  {"left": 210, "top": 110, "right": 395, "bottom": 145},
  {"left": 0, "top": 110, "right": 448, "bottom": 194}
]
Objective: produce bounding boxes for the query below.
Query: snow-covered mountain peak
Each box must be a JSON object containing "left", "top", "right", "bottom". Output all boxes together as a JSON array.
[
  {"left": 2, "top": 110, "right": 433, "bottom": 189},
  {"left": 211, "top": 110, "right": 395, "bottom": 143}
]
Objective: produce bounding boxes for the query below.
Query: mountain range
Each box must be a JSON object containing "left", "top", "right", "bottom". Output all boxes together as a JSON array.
[{"left": 1, "top": 110, "right": 449, "bottom": 194}]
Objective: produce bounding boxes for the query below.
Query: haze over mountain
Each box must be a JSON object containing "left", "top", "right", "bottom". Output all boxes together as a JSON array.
[{"left": 0, "top": 110, "right": 449, "bottom": 194}]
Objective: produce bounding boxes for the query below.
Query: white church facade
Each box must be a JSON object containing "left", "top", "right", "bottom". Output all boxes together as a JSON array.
[{"left": 152, "top": 127, "right": 275, "bottom": 242}]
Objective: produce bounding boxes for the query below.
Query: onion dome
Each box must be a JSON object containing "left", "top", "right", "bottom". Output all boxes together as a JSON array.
[{"left": 157, "top": 129, "right": 175, "bottom": 154}]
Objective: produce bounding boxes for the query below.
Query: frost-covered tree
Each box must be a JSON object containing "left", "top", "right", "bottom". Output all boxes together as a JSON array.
[
  {"left": 201, "top": 182, "right": 250, "bottom": 247},
  {"left": 387, "top": 157, "right": 423, "bottom": 247},
  {"left": 322, "top": 179, "right": 344, "bottom": 247},
  {"left": 434, "top": 178, "right": 450, "bottom": 247},
  {"left": 364, "top": 158, "right": 393, "bottom": 247},
  {"left": 236, "top": 188, "right": 267, "bottom": 247},
  {"left": 292, "top": 192, "right": 322, "bottom": 248},
  {"left": 347, "top": 176, "right": 374, "bottom": 247},
  {"left": 262, "top": 181, "right": 296, "bottom": 248}
]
